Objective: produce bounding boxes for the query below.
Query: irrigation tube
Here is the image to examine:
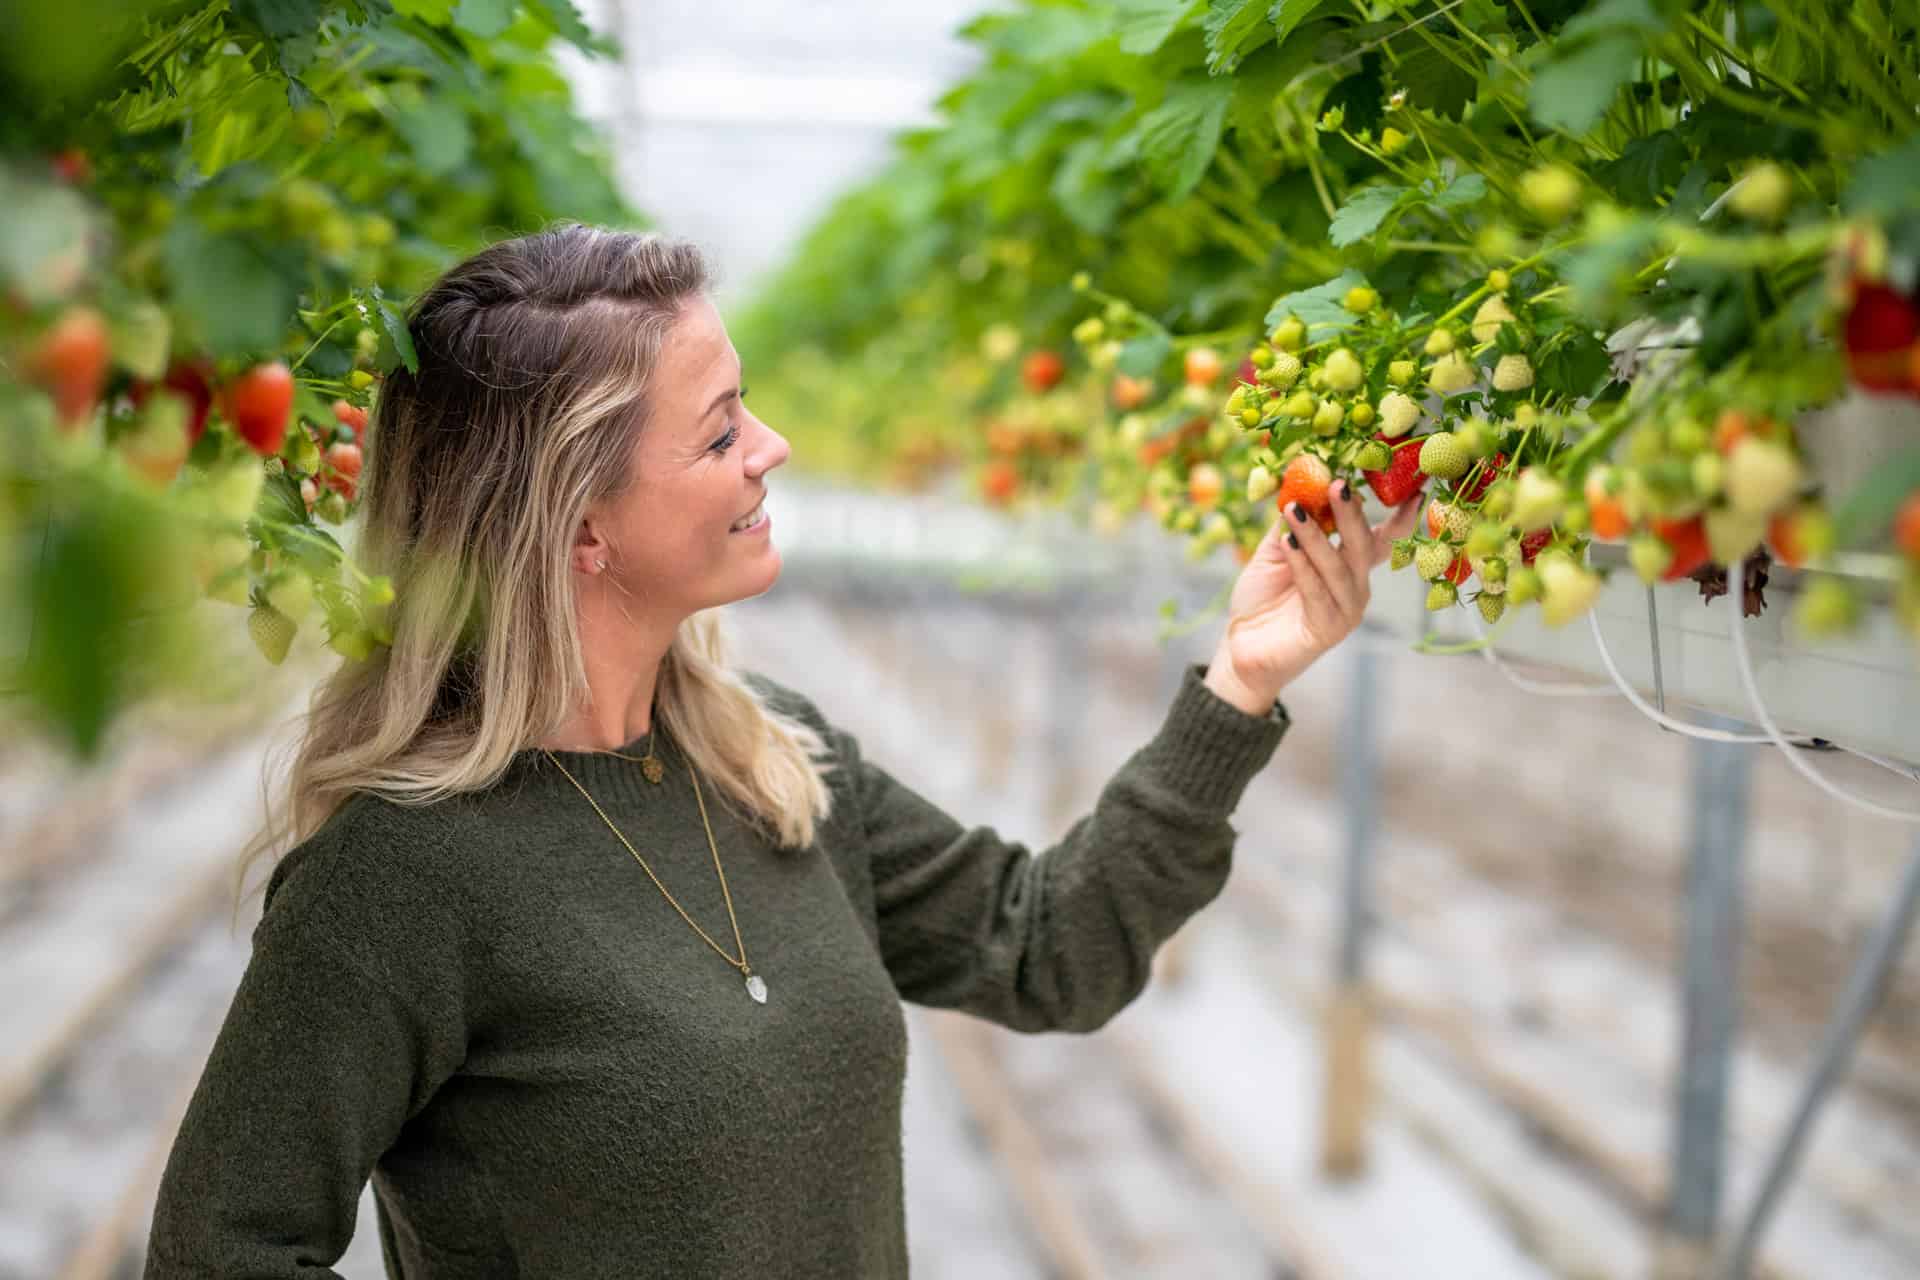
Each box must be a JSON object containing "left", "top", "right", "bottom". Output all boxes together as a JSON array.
[
  {"left": 1465, "top": 610, "right": 1623, "bottom": 697},
  {"left": 1725, "top": 558, "right": 1920, "bottom": 825}
]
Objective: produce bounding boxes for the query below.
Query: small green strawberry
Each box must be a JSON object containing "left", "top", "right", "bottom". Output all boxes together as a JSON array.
[
  {"left": 1355, "top": 440, "right": 1391, "bottom": 471},
  {"left": 249, "top": 604, "right": 296, "bottom": 665},
  {"left": 1387, "top": 359, "right": 1417, "bottom": 387},
  {"left": 1426, "top": 580, "right": 1460, "bottom": 610},
  {"left": 1477, "top": 592, "right": 1507, "bottom": 624},
  {"left": 1390, "top": 537, "right": 1416, "bottom": 571},
  {"left": 1794, "top": 577, "right": 1859, "bottom": 636},
  {"left": 1507, "top": 566, "right": 1544, "bottom": 604},
  {"left": 265, "top": 569, "right": 314, "bottom": 623}
]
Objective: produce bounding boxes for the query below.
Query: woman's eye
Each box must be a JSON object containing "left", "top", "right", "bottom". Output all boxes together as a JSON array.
[{"left": 711, "top": 421, "right": 742, "bottom": 453}]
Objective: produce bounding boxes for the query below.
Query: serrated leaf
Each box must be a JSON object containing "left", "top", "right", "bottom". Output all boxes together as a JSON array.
[
  {"left": 1431, "top": 172, "right": 1488, "bottom": 210},
  {"left": 1053, "top": 138, "right": 1128, "bottom": 235},
  {"left": 1264, "top": 270, "right": 1370, "bottom": 335},
  {"left": 372, "top": 286, "right": 418, "bottom": 374},
  {"left": 1204, "top": 0, "right": 1270, "bottom": 74},
  {"left": 1114, "top": 0, "right": 1202, "bottom": 55},
  {"left": 1328, "top": 184, "right": 1406, "bottom": 247},
  {"left": 524, "top": 0, "right": 599, "bottom": 51},
  {"left": 1597, "top": 130, "right": 1691, "bottom": 205},
  {"left": 1135, "top": 79, "right": 1233, "bottom": 200}
]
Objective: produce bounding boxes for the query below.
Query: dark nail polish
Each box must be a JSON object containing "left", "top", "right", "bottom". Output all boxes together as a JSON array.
[
  {"left": 1286, "top": 531, "right": 1299, "bottom": 548},
  {"left": 1346, "top": 481, "right": 1360, "bottom": 502},
  {"left": 1290, "top": 502, "right": 1306, "bottom": 522}
]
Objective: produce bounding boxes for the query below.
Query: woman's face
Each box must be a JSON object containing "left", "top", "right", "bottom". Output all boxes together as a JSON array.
[{"left": 583, "top": 294, "right": 790, "bottom": 614}]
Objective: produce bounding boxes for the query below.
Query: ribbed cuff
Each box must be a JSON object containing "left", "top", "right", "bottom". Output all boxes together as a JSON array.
[{"left": 1135, "top": 662, "right": 1291, "bottom": 815}]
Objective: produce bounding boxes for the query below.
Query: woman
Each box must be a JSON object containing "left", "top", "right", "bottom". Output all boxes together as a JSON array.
[{"left": 144, "top": 223, "right": 1421, "bottom": 1277}]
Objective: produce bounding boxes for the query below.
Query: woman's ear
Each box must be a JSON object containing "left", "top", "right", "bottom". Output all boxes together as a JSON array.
[{"left": 572, "top": 512, "right": 611, "bottom": 575}]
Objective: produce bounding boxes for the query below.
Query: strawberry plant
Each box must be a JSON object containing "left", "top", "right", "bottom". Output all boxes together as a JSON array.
[
  {"left": 741, "top": 0, "right": 1920, "bottom": 646},
  {"left": 2, "top": 0, "right": 637, "bottom": 755}
]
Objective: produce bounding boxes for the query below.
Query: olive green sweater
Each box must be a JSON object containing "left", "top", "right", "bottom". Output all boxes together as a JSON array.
[{"left": 144, "top": 663, "right": 1288, "bottom": 1278}]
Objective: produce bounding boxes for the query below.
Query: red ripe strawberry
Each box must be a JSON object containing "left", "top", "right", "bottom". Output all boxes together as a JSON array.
[
  {"left": 1021, "top": 349, "right": 1065, "bottom": 394},
  {"left": 222, "top": 360, "right": 295, "bottom": 456},
  {"left": 26, "top": 305, "right": 110, "bottom": 428},
  {"left": 1276, "top": 454, "right": 1335, "bottom": 531},
  {"left": 1235, "top": 357, "right": 1259, "bottom": 386},
  {"left": 1362, "top": 433, "right": 1424, "bottom": 506},
  {"left": 324, "top": 441, "right": 363, "bottom": 501},
  {"left": 1895, "top": 492, "right": 1920, "bottom": 561},
  {"left": 1519, "top": 528, "right": 1552, "bottom": 565},
  {"left": 1444, "top": 554, "right": 1472, "bottom": 585},
  {"left": 331, "top": 398, "right": 368, "bottom": 445},
  {"left": 1844, "top": 282, "right": 1920, "bottom": 393},
  {"left": 1651, "top": 515, "right": 1710, "bottom": 580},
  {"left": 981, "top": 459, "right": 1019, "bottom": 506},
  {"left": 1460, "top": 451, "right": 1507, "bottom": 503}
]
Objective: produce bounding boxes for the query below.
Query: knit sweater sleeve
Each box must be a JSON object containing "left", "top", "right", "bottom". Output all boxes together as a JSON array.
[
  {"left": 761, "top": 661, "right": 1289, "bottom": 1033},
  {"left": 144, "top": 797, "right": 471, "bottom": 1278}
]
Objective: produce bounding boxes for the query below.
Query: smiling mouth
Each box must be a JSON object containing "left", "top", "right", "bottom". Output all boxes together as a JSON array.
[{"left": 729, "top": 501, "right": 767, "bottom": 532}]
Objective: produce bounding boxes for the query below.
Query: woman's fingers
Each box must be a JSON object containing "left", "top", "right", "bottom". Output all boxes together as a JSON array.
[
  {"left": 1280, "top": 502, "right": 1358, "bottom": 629},
  {"left": 1327, "top": 478, "right": 1377, "bottom": 592},
  {"left": 1369, "top": 491, "right": 1427, "bottom": 566}
]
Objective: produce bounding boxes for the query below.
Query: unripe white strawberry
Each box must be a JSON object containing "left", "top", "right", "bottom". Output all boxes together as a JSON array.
[
  {"left": 1418, "top": 432, "right": 1471, "bottom": 480},
  {"left": 1427, "top": 351, "right": 1477, "bottom": 394},
  {"left": 1472, "top": 295, "right": 1516, "bottom": 344},
  {"left": 1538, "top": 556, "right": 1601, "bottom": 627},
  {"left": 1424, "top": 328, "right": 1456, "bottom": 356},
  {"left": 1510, "top": 466, "right": 1566, "bottom": 532},
  {"left": 1492, "top": 353, "right": 1535, "bottom": 392},
  {"left": 1260, "top": 351, "right": 1303, "bottom": 389},
  {"left": 1377, "top": 391, "right": 1421, "bottom": 438},
  {"left": 1730, "top": 162, "right": 1791, "bottom": 223},
  {"left": 1426, "top": 580, "right": 1460, "bottom": 610},
  {"left": 1246, "top": 464, "right": 1278, "bottom": 503},
  {"left": 1312, "top": 399, "right": 1345, "bottom": 435},
  {"left": 1387, "top": 359, "right": 1417, "bottom": 386},
  {"left": 1477, "top": 592, "right": 1507, "bottom": 623},
  {"left": 1323, "top": 347, "right": 1365, "bottom": 392},
  {"left": 1415, "top": 541, "right": 1455, "bottom": 581},
  {"left": 1724, "top": 438, "right": 1802, "bottom": 516},
  {"left": 1520, "top": 165, "right": 1581, "bottom": 223}
]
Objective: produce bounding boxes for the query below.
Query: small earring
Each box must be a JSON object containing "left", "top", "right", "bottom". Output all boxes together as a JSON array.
[{"left": 595, "top": 558, "right": 607, "bottom": 572}]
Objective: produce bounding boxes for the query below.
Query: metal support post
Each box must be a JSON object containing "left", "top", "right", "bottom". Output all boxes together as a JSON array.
[
  {"left": 1320, "top": 639, "right": 1380, "bottom": 1179},
  {"left": 1658, "top": 716, "right": 1753, "bottom": 1279},
  {"left": 1712, "top": 833, "right": 1920, "bottom": 1279}
]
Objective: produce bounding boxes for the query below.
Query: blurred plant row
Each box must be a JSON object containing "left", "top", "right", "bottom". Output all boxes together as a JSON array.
[
  {"left": 736, "top": 0, "right": 1920, "bottom": 642},
  {"left": 1, "top": 0, "right": 636, "bottom": 754}
]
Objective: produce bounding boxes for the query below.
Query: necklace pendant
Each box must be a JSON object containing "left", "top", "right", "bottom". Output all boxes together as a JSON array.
[
  {"left": 641, "top": 756, "right": 664, "bottom": 784},
  {"left": 745, "top": 973, "right": 768, "bottom": 1004}
]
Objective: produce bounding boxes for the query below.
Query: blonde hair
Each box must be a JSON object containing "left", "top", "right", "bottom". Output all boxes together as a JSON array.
[{"left": 233, "top": 223, "right": 835, "bottom": 919}]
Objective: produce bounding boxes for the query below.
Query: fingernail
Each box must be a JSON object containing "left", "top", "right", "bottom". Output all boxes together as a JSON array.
[
  {"left": 1346, "top": 482, "right": 1360, "bottom": 502},
  {"left": 1286, "top": 531, "right": 1299, "bottom": 548},
  {"left": 1290, "top": 502, "right": 1306, "bottom": 522}
]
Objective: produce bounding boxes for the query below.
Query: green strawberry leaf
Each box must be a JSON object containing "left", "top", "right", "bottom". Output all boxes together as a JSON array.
[
  {"left": 1135, "top": 79, "right": 1234, "bottom": 200},
  {"left": 1327, "top": 184, "right": 1407, "bottom": 247},
  {"left": 1113, "top": 0, "right": 1203, "bottom": 55},
  {"left": 372, "top": 285, "right": 419, "bottom": 375},
  {"left": 1117, "top": 331, "right": 1173, "bottom": 377},
  {"left": 1264, "top": 270, "right": 1370, "bottom": 335}
]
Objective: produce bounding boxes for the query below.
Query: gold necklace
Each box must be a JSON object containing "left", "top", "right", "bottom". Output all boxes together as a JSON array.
[{"left": 541, "top": 739, "right": 767, "bottom": 1004}]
